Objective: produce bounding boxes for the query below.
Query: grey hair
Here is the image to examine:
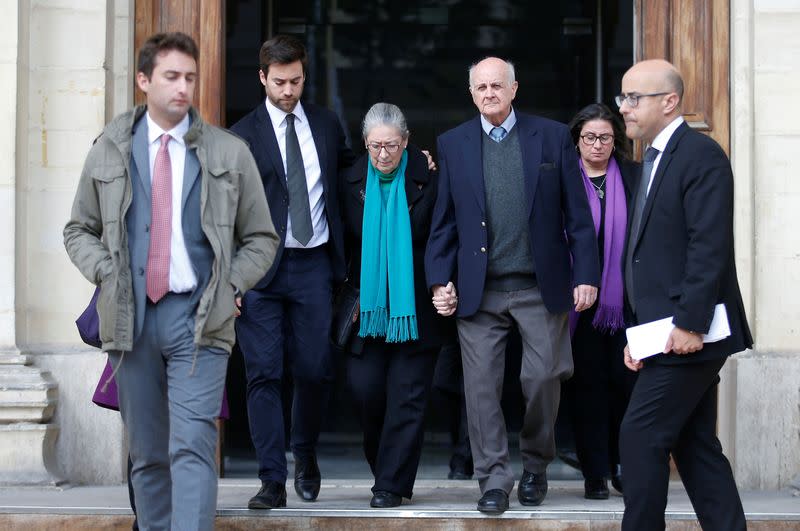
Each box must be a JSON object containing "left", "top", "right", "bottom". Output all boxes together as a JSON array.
[
  {"left": 468, "top": 58, "right": 516, "bottom": 88},
  {"left": 361, "top": 102, "right": 410, "bottom": 139}
]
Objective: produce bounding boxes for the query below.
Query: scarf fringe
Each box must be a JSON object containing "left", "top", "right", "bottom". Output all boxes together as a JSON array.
[
  {"left": 358, "top": 309, "right": 418, "bottom": 343},
  {"left": 385, "top": 314, "right": 418, "bottom": 343},
  {"left": 591, "top": 303, "right": 625, "bottom": 333},
  {"left": 359, "top": 307, "right": 389, "bottom": 338}
]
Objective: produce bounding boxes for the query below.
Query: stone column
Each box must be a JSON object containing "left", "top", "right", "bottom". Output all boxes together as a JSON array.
[
  {"left": 0, "top": 0, "right": 63, "bottom": 486},
  {"left": 729, "top": 0, "right": 800, "bottom": 490},
  {"left": 4, "top": 1, "right": 133, "bottom": 486}
]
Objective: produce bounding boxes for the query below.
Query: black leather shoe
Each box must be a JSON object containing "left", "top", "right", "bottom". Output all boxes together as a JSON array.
[
  {"left": 370, "top": 490, "right": 402, "bottom": 508},
  {"left": 448, "top": 454, "right": 474, "bottom": 480},
  {"left": 611, "top": 473, "right": 623, "bottom": 494},
  {"left": 477, "top": 489, "right": 509, "bottom": 514},
  {"left": 584, "top": 478, "right": 610, "bottom": 500},
  {"left": 518, "top": 470, "right": 547, "bottom": 506},
  {"left": 294, "top": 455, "right": 321, "bottom": 501},
  {"left": 248, "top": 480, "right": 287, "bottom": 509}
]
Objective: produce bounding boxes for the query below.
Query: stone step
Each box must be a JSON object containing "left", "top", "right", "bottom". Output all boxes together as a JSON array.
[
  {"left": 0, "top": 510, "right": 796, "bottom": 530},
  {"left": 0, "top": 365, "right": 57, "bottom": 382},
  {"left": 0, "top": 405, "right": 56, "bottom": 423},
  {"left": 0, "top": 365, "right": 57, "bottom": 423},
  {"left": 0, "top": 354, "right": 29, "bottom": 365},
  {"left": 0, "top": 481, "right": 796, "bottom": 530}
]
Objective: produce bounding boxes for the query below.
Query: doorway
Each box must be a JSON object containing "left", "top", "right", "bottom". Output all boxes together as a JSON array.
[{"left": 221, "top": 0, "right": 634, "bottom": 472}]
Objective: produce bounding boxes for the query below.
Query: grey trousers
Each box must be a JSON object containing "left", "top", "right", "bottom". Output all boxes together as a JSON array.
[
  {"left": 457, "top": 287, "right": 572, "bottom": 494},
  {"left": 109, "top": 293, "right": 228, "bottom": 531}
]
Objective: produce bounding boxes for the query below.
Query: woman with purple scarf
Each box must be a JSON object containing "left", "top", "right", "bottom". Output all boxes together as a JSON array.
[{"left": 566, "top": 103, "right": 639, "bottom": 500}]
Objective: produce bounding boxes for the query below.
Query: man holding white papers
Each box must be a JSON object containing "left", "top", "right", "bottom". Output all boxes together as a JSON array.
[{"left": 616, "top": 59, "right": 752, "bottom": 531}]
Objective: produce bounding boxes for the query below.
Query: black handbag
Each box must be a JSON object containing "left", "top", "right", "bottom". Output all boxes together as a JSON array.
[{"left": 331, "top": 282, "right": 359, "bottom": 349}]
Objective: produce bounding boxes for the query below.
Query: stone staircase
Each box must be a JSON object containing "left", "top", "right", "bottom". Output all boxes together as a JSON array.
[
  {"left": 0, "top": 352, "right": 63, "bottom": 486},
  {"left": 0, "top": 479, "right": 798, "bottom": 530}
]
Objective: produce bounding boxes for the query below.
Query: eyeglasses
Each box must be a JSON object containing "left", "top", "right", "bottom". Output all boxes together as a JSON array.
[
  {"left": 614, "top": 92, "right": 669, "bottom": 108},
  {"left": 366, "top": 142, "right": 402, "bottom": 154},
  {"left": 580, "top": 133, "right": 614, "bottom": 145}
]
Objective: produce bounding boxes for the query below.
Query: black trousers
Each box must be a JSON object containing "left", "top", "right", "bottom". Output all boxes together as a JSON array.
[
  {"left": 236, "top": 246, "right": 333, "bottom": 483},
  {"left": 347, "top": 342, "right": 437, "bottom": 498},
  {"left": 432, "top": 343, "right": 472, "bottom": 465},
  {"left": 568, "top": 308, "right": 635, "bottom": 480},
  {"left": 620, "top": 356, "right": 745, "bottom": 531}
]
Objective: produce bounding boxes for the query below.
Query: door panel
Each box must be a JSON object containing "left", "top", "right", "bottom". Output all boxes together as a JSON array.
[
  {"left": 635, "top": 0, "right": 729, "bottom": 152},
  {"left": 134, "top": 0, "right": 225, "bottom": 126}
]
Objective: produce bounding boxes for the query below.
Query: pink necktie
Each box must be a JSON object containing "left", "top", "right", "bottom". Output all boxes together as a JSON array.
[{"left": 146, "top": 134, "right": 172, "bottom": 303}]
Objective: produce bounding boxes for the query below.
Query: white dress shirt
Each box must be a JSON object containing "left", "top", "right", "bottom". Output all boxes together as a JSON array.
[
  {"left": 645, "top": 116, "right": 685, "bottom": 195},
  {"left": 146, "top": 112, "right": 198, "bottom": 293},
  {"left": 264, "top": 99, "right": 328, "bottom": 248},
  {"left": 480, "top": 108, "right": 518, "bottom": 137}
]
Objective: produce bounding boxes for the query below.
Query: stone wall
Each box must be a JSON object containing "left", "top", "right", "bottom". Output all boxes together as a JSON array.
[
  {"left": 11, "top": 0, "right": 134, "bottom": 485},
  {"left": 730, "top": 0, "right": 800, "bottom": 489}
]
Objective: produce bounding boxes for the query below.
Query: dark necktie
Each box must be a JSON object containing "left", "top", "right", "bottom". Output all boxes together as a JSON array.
[
  {"left": 146, "top": 134, "right": 172, "bottom": 303},
  {"left": 285, "top": 113, "right": 313, "bottom": 246},
  {"left": 624, "top": 146, "right": 659, "bottom": 314}
]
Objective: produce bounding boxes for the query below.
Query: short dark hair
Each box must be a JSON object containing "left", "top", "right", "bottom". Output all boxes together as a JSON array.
[
  {"left": 137, "top": 32, "right": 199, "bottom": 79},
  {"left": 259, "top": 35, "right": 307, "bottom": 76},
  {"left": 568, "top": 103, "right": 632, "bottom": 160}
]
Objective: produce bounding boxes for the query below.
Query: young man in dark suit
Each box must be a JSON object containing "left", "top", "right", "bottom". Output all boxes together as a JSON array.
[
  {"left": 230, "top": 35, "right": 355, "bottom": 509},
  {"left": 425, "top": 57, "right": 600, "bottom": 514},
  {"left": 617, "top": 59, "right": 752, "bottom": 531}
]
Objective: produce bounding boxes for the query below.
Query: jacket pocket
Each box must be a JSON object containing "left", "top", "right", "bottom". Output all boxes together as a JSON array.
[
  {"left": 201, "top": 280, "right": 236, "bottom": 347},
  {"left": 208, "top": 168, "right": 241, "bottom": 228},
  {"left": 96, "top": 269, "right": 118, "bottom": 344},
  {"left": 90, "top": 166, "right": 126, "bottom": 223}
]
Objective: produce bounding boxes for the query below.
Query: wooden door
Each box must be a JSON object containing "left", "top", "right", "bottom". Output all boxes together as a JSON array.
[
  {"left": 134, "top": 0, "right": 226, "bottom": 126},
  {"left": 635, "top": 0, "right": 730, "bottom": 153}
]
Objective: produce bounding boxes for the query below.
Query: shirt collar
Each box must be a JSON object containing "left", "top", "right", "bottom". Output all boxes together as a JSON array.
[
  {"left": 480, "top": 107, "right": 517, "bottom": 137},
  {"left": 146, "top": 112, "right": 189, "bottom": 147},
  {"left": 265, "top": 98, "right": 307, "bottom": 128},
  {"left": 650, "top": 116, "right": 684, "bottom": 153}
]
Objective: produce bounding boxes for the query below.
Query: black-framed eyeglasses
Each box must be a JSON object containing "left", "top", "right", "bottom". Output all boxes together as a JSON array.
[
  {"left": 614, "top": 92, "right": 669, "bottom": 108},
  {"left": 580, "top": 133, "right": 614, "bottom": 145},
  {"left": 366, "top": 142, "right": 402, "bottom": 154}
]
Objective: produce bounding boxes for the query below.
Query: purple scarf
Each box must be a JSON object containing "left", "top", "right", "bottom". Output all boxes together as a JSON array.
[{"left": 569, "top": 156, "right": 626, "bottom": 335}]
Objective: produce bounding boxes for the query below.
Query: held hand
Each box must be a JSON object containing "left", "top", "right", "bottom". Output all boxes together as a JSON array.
[
  {"left": 664, "top": 326, "right": 704, "bottom": 355},
  {"left": 623, "top": 344, "right": 643, "bottom": 372},
  {"left": 573, "top": 284, "right": 598, "bottom": 312},
  {"left": 422, "top": 150, "right": 437, "bottom": 171},
  {"left": 432, "top": 281, "right": 457, "bottom": 316},
  {"left": 234, "top": 296, "right": 242, "bottom": 318}
]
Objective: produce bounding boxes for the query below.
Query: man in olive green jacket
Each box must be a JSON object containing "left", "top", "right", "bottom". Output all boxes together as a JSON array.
[{"left": 63, "top": 33, "right": 278, "bottom": 531}]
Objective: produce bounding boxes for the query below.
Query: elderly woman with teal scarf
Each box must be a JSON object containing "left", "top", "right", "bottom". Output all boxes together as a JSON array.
[{"left": 340, "top": 102, "right": 452, "bottom": 508}]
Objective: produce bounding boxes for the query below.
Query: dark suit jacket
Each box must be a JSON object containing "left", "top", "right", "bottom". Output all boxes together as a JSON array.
[
  {"left": 425, "top": 113, "right": 600, "bottom": 317},
  {"left": 623, "top": 122, "right": 753, "bottom": 363},
  {"left": 231, "top": 101, "right": 355, "bottom": 288},
  {"left": 616, "top": 156, "right": 639, "bottom": 203},
  {"left": 341, "top": 146, "right": 454, "bottom": 352}
]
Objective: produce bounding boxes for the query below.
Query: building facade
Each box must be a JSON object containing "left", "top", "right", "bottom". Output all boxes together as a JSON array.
[{"left": 0, "top": 0, "right": 797, "bottom": 489}]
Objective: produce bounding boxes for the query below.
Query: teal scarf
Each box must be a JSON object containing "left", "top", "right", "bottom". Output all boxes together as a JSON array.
[{"left": 358, "top": 150, "right": 418, "bottom": 342}]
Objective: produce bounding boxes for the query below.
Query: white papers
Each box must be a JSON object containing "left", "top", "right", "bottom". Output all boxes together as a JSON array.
[{"left": 626, "top": 304, "right": 730, "bottom": 361}]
